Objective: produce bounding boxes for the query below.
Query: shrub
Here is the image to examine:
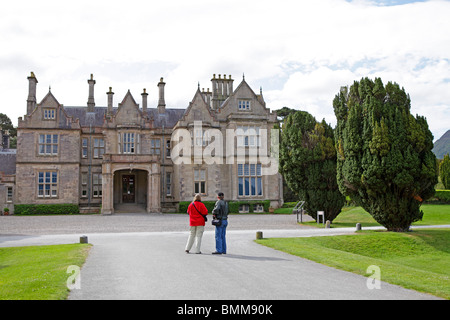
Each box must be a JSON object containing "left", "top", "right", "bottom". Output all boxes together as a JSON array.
[
  {"left": 14, "top": 204, "right": 79, "bottom": 215},
  {"left": 426, "top": 190, "right": 450, "bottom": 204},
  {"left": 178, "top": 200, "right": 271, "bottom": 213}
]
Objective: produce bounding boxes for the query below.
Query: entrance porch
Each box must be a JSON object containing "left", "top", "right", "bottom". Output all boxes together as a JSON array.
[{"left": 101, "top": 154, "right": 161, "bottom": 214}]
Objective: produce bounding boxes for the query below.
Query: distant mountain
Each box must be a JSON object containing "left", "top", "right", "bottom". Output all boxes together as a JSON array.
[{"left": 433, "top": 130, "right": 450, "bottom": 159}]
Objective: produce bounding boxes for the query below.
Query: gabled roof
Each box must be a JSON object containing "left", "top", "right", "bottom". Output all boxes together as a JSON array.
[
  {"left": 219, "top": 78, "right": 266, "bottom": 111},
  {"left": 179, "top": 88, "right": 217, "bottom": 123},
  {"left": 118, "top": 90, "right": 139, "bottom": 109},
  {"left": 39, "top": 90, "right": 61, "bottom": 107}
]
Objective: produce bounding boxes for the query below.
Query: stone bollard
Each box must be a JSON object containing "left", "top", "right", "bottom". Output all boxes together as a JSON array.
[
  {"left": 80, "top": 235, "right": 88, "bottom": 244},
  {"left": 256, "top": 231, "right": 263, "bottom": 240},
  {"left": 325, "top": 220, "right": 331, "bottom": 228},
  {"left": 356, "top": 223, "right": 362, "bottom": 231}
]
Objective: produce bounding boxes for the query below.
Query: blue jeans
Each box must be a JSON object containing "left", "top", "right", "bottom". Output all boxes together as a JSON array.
[{"left": 215, "top": 219, "right": 228, "bottom": 253}]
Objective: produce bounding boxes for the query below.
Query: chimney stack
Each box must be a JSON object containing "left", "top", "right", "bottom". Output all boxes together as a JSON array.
[
  {"left": 142, "top": 88, "right": 148, "bottom": 115},
  {"left": 87, "top": 74, "right": 96, "bottom": 112},
  {"left": 211, "top": 74, "right": 233, "bottom": 110},
  {"left": 157, "top": 77, "right": 166, "bottom": 114},
  {"left": 27, "top": 72, "right": 38, "bottom": 115},
  {"left": 107, "top": 87, "right": 114, "bottom": 116}
]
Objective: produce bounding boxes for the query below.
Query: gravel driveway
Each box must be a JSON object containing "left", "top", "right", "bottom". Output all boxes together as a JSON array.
[{"left": 0, "top": 213, "right": 314, "bottom": 236}]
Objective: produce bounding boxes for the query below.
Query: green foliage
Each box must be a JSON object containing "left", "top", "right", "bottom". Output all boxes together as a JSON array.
[
  {"left": 333, "top": 77, "right": 438, "bottom": 231},
  {"left": 439, "top": 154, "right": 450, "bottom": 189},
  {"left": 427, "top": 190, "right": 450, "bottom": 203},
  {"left": 0, "top": 113, "right": 17, "bottom": 148},
  {"left": 14, "top": 204, "right": 79, "bottom": 215},
  {"left": 179, "top": 200, "right": 271, "bottom": 214},
  {"left": 279, "top": 110, "right": 345, "bottom": 222}
]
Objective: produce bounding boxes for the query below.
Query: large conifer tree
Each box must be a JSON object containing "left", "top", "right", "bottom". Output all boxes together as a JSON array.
[
  {"left": 440, "top": 154, "right": 450, "bottom": 189},
  {"left": 280, "top": 110, "right": 344, "bottom": 222},
  {"left": 333, "top": 78, "right": 438, "bottom": 231}
]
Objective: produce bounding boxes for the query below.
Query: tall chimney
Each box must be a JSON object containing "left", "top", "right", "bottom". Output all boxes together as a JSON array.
[
  {"left": 157, "top": 77, "right": 166, "bottom": 114},
  {"left": 87, "top": 74, "right": 96, "bottom": 112},
  {"left": 211, "top": 74, "right": 233, "bottom": 110},
  {"left": 142, "top": 88, "right": 148, "bottom": 115},
  {"left": 27, "top": 72, "right": 38, "bottom": 115},
  {"left": 107, "top": 87, "right": 114, "bottom": 116}
]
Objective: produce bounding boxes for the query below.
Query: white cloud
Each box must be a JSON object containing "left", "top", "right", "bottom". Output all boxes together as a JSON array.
[{"left": 1, "top": 0, "right": 449, "bottom": 141}]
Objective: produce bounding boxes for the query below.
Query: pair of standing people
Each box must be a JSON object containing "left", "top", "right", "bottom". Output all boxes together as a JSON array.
[{"left": 185, "top": 192, "right": 228, "bottom": 254}]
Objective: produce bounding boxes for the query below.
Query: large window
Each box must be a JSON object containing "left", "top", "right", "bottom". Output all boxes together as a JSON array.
[
  {"left": 92, "top": 173, "right": 102, "bottom": 198},
  {"left": 119, "top": 133, "right": 139, "bottom": 154},
  {"left": 39, "top": 134, "right": 58, "bottom": 155},
  {"left": 81, "top": 173, "right": 88, "bottom": 198},
  {"left": 82, "top": 138, "right": 88, "bottom": 158},
  {"left": 194, "top": 169, "right": 206, "bottom": 194},
  {"left": 192, "top": 128, "right": 211, "bottom": 147},
  {"left": 151, "top": 139, "right": 161, "bottom": 155},
  {"left": 93, "top": 138, "right": 105, "bottom": 159},
  {"left": 38, "top": 171, "right": 58, "bottom": 198},
  {"left": 236, "top": 126, "right": 261, "bottom": 147},
  {"left": 238, "top": 164, "right": 262, "bottom": 197},
  {"left": 166, "top": 172, "right": 172, "bottom": 196}
]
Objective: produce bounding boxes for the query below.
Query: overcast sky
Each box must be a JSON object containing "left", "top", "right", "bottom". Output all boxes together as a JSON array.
[{"left": 1, "top": 0, "right": 449, "bottom": 141}]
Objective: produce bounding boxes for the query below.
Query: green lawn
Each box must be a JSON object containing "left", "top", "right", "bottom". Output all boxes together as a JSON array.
[
  {"left": 0, "top": 244, "right": 91, "bottom": 300},
  {"left": 256, "top": 229, "right": 450, "bottom": 299},
  {"left": 291, "top": 204, "right": 450, "bottom": 228}
]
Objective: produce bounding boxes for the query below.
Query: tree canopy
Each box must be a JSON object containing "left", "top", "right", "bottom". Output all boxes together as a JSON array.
[
  {"left": 280, "top": 110, "right": 344, "bottom": 222},
  {"left": 440, "top": 154, "right": 450, "bottom": 189},
  {"left": 333, "top": 77, "right": 438, "bottom": 231}
]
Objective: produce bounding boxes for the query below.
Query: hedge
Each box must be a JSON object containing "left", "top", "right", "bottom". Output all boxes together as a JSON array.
[
  {"left": 14, "top": 204, "right": 80, "bottom": 215},
  {"left": 179, "top": 200, "right": 271, "bottom": 214},
  {"left": 426, "top": 190, "right": 450, "bottom": 204}
]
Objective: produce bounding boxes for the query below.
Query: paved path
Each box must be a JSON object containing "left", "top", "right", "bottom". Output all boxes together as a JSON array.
[{"left": 0, "top": 214, "right": 445, "bottom": 300}]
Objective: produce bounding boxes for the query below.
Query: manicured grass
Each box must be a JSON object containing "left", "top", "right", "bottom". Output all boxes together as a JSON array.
[
  {"left": 0, "top": 244, "right": 91, "bottom": 300},
  {"left": 256, "top": 229, "right": 450, "bottom": 299},
  {"left": 295, "top": 204, "right": 450, "bottom": 228}
]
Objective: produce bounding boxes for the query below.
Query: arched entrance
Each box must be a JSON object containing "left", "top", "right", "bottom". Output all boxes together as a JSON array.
[
  {"left": 101, "top": 155, "right": 161, "bottom": 214},
  {"left": 113, "top": 169, "right": 148, "bottom": 213}
]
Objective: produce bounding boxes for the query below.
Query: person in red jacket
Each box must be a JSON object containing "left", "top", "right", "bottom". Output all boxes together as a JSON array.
[{"left": 185, "top": 194, "right": 208, "bottom": 254}]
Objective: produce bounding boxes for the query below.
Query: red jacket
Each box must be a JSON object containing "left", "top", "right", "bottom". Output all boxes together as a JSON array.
[{"left": 187, "top": 201, "right": 208, "bottom": 226}]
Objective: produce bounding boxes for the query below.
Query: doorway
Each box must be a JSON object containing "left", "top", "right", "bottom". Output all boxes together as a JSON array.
[{"left": 122, "top": 175, "right": 135, "bottom": 203}]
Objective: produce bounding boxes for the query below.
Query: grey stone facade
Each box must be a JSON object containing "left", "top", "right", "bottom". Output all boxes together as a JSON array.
[{"left": 5, "top": 72, "right": 283, "bottom": 214}]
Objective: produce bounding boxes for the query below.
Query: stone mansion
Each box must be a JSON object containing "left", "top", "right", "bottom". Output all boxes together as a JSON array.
[{"left": 0, "top": 72, "right": 283, "bottom": 214}]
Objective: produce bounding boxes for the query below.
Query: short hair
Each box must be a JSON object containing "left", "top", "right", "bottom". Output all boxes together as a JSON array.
[
  {"left": 218, "top": 192, "right": 224, "bottom": 197},
  {"left": 193, "top": 194, "right": 202, "bottom": 202}
]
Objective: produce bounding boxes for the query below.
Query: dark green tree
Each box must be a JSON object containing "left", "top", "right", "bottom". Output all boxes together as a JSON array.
[
  {"left": 440, "top": 154, "right": 450, "bottom": 189},
  {"left": 280, "top": 110, "right": 345, "bottom": 222},
  {"left": 333, "top": 78, "right": 438, "bottom": 231},
  {"left": 0, "top": 113, "right": 17, "bottom": 148}
]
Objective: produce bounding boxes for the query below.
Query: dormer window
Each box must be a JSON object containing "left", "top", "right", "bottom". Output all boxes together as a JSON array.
[
  {"left": 238, "top": 100, "right": 251, "bottom": 111},
  {"left": 43, "top": 108, "right": 55, "bottom": 120}
]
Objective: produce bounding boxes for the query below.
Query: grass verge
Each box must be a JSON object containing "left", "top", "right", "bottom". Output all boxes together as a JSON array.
[
  {"left": 256, "top": 229, "right": 449, "bottom": 299},
  {"left": 0, "top": 243, "right": 91, "bottom": 300},
  {"left": 292, "top": 204, "right": 450, "bottom": 228}
]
